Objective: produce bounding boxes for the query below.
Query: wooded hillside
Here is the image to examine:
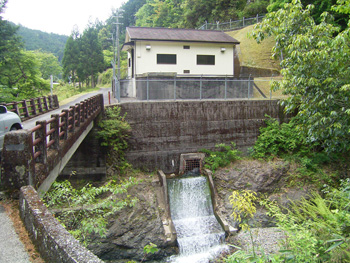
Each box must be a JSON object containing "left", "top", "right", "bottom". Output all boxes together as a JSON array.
[{"left": 15, "top": 24, "right": 68, "bottom": 62}]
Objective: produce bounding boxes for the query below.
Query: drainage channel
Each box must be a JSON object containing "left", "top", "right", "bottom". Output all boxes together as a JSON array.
[{"left": 166, "top": 154, "right": 228, "bottom": 262}]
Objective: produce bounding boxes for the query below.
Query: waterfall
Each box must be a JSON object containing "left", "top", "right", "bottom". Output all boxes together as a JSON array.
[{"left": 167, "top": 176, "right": 228, "bottom": 263}]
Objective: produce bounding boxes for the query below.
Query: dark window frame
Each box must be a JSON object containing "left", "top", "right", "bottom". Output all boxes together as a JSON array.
[
  {"left": 157, "top": 54, "right": 177, "bottom": 64},
  {"left": 197, "top": 55, "right": 215, "bottom": 65}
]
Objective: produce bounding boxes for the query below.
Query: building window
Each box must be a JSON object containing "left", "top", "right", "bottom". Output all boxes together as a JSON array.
[
  {"left": 183, "top": 45, "right": 190, "bottom": 49},
  {"left": 197, "top": 55, "right": 215, "bottom": 65},
  {"left": 157, "top": 54, "right": 177, "bottom": 64},
  {"left": 183, "top": 70, "right": 190, "bottom": 74}
]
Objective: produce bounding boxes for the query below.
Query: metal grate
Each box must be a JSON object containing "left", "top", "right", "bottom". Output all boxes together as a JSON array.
[{"left": 184, "top": 158, "right": 201, "bottom": 173}]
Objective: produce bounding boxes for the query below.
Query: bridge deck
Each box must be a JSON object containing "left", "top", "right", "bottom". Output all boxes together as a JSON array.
[{"left": 22, "top": 87, "right": 114, "bottom": 130}]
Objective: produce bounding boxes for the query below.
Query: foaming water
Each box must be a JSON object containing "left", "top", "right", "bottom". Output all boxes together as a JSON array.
[{"left": 167, "top": 176, "right": 228, "bottom": 263}]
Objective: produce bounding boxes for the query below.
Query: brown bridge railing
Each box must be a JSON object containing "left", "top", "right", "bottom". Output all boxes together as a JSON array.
[
  {"left": 1, "top": 94, "right": 104, "bottom": 192},
  {"left": 3, "top": 95, "right": 59, "bottom": 121}
]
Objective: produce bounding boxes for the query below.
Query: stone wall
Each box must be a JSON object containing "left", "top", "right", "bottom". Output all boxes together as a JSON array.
[
  {"left": 19, "top": 185, "right": 103, "bottom": 263},
  {"left": 119, "top": 99, "right": 283, "bottom": 173}
]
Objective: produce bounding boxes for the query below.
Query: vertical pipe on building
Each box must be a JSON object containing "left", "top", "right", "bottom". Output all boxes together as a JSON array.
[
  {"left": 147, "top": 75, "right": 149, "bottom": 101},
  {"left": 248, "top": 74, "right": 251, "bottom": 99},
  {"left": 270, "top": 74, "right": 274, "bottom": 100},
  {"left": 225, "top": 75, "right": 227, "bottom": 100},
  {"left": 200, "top": 75, "right": 203, "bottom": 100},
  {"left": 174, "top": 75, "right": 177, "bottom": 101}
]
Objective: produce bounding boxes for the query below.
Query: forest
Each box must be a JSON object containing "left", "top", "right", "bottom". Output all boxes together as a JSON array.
[{"left": 1, "top": 0, "right": 348, "bottom": 103}]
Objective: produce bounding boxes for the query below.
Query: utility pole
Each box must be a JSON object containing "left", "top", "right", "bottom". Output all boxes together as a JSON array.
[
  {"left": 114, "top": 9, "right": 123, "bottom": 102},
  {"left": 110, "top": 33, "right": 116, "bottom": 98}
]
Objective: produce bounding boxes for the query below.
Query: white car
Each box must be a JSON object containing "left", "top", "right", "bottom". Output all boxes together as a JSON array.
[{"left": 0, "top": 105, "right": 23, "bottom": 151}]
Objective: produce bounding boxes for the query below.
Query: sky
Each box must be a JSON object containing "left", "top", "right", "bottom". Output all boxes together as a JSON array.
[{"left": 2, "top": 0, "right": 125, "bottom": 36}]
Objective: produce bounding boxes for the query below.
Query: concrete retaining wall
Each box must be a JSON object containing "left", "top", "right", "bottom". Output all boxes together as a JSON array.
[
  {"left": 120, "top": 99, "right": 283, "bottom": 173},
  {"left": 19, "top": 185, "right": 103, "bottom": 263},
  {"left": 240, "top": 66, "right": 280, "bottom": 77},
  {"left": 60, "top": 128, "right": 106, "bottom": 179}
]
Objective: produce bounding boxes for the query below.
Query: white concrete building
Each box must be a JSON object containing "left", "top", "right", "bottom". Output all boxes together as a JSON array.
[
  {"left": 121, "top": 27, "right": 242, "bottom": 99},
  {"left": 122, "top": 27, "right": 240, "bottom": 78}
]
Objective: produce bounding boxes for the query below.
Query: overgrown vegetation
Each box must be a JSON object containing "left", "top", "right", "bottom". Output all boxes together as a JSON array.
[
  {"left": 250, "top": 115, "right": 342, "bottom": 188},
  {"left": 0, "top": 1, "right": 63, "bottom": 103},
  {"left": 97, "top": 106, "right": 131, "bottom": 174},
  {"left": 200, "top": 143, "right": 241, "bottom": 173},
  {"left": 227, "top": 179, "right": 350, "bottom": 262},
  {"left": 44, "top": 177, "right": 139, "bottom": 245},
  {"left": 251, "top": 0, "right": 350, "bottom": 154},
  {"left": 43, "top": 106, "right": 135, "bottom": 245}
]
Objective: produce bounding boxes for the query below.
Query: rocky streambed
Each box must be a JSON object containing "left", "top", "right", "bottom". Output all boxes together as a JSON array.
[{"left": 63, "top": 159, "right": 313, "bottom": 262}]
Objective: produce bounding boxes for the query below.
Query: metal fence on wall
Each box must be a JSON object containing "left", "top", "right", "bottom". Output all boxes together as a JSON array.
[
  {"left": 120, "top": 77, "right": 284, "bottom": 101},
  {"left": 197, "top": 14, "right": 265, "bottom": 31}
]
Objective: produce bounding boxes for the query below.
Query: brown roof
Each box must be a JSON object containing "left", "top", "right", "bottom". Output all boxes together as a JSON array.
[{"left": 126, "top": 27, "right": 240, "bottom": 44}]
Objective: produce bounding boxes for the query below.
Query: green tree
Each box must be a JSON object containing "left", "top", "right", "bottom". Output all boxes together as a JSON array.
[
  {"left": 62, "top": 29, "right": 81, "bottom": 84},
  {"left": 33, "top": 50, "right": 62, "bottom": 80},
  {"left": 121, "top": 0, "right": 147, "bottom": 28},
  {"left": 79, "top": 26, "right": 104, "bottom": 88},
  {"left": 181, "top": 0, "right": 217, "bottom": 28},
  {"left": 0, "top": 1, "right": 49, "bottom": 101},
  {"left": 268, "top": 0, "right": 348, "bottom": 28},
  {"left": 251, "top": 0, "right": 350, "bottom": 153}
]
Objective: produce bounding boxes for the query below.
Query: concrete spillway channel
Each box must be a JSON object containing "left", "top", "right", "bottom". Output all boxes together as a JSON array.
[{"left": 157, "top": 153, "right": 236, "bottom": 262}]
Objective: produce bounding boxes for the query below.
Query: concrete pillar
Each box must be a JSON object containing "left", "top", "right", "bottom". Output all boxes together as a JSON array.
[{"left": 1, "top": 130, "right": 34, "bottom": 191}]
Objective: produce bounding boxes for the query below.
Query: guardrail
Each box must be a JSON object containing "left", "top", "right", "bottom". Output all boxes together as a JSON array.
[
  {"left": 197, "top": 14, "right": 265, "bottom": 31},
  {"left": 1, "top": 94, "right": 104, "bottom": 192},
  {"left": 31, "top": 95, "right": 100, "bottom": 164},
  {"left": 3, "top": 95, "right": 59, "bottom": 121}
]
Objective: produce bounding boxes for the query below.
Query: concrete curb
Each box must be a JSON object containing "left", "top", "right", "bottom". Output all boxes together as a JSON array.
[{"left": 19, "top": 185, "right": 103, "bottom": 263}]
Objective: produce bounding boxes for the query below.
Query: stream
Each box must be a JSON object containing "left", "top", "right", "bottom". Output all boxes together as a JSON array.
[{"left": 167, "top": 176, "right": 228, "bottom": 263}]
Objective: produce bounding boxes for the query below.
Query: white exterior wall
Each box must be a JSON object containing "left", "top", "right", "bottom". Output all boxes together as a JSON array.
[{"left": 130, "top": 41, "right": 235, "bottom": 76}]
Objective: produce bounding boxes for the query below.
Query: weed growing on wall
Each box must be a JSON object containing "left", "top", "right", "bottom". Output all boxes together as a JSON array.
[
  {"left": 44, "top": 177, "right": 139, "bottom": 245},
  {"left": 97, "top": 105, "right": 131, "bottom": 174},
  {"left": 200, "top": 142, "right": 241, "bottom": 173}
]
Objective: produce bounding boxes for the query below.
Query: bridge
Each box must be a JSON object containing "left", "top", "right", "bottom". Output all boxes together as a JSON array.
[{"left": 1, "top": 93, "right": 105, "bottom": 197}]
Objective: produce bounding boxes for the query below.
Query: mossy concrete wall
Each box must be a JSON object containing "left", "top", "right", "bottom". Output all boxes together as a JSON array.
[{"left": 120, "top": 99, "right": 283, "bottom": 173}]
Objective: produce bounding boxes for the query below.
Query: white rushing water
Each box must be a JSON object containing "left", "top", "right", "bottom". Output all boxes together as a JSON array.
[{"left": 167, "top": 176, "right": 228, "bottom": 263}]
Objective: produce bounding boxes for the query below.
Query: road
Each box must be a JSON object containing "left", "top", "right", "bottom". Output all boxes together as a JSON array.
[{"left": 22, "top": 87, "right": 116, "bottom": 130}]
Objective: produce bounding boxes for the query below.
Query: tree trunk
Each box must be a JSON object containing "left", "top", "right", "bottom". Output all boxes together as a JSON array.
[{"left": 91, "top": 73, "right": 95, "bottom": 88}]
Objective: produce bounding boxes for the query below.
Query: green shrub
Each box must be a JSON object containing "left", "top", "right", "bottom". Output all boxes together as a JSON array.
[
  {"left": 251, "top": 116, "right": 309, "bottom": 160},
  {"left": 97, "top": 106, "right": 131, "bottom": 173},
  {"left": 44, "top": 178, "right": 138, "bottom": 244},
  {"left": 97, "top": 68, "right": 113, "bottom": 86},
  {"left": 260, "top": 179, "right": 350, "bottom": 262},
  {"left": 200, "top": 142, "right": 241, "bottom": 173}
]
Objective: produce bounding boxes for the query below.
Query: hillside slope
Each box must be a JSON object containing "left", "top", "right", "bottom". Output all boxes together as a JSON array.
[
  {"left": 14, "top": 23, "right": 68, "bottom": 62},
  {"left": 226, "top": 25, "right": 285, "bottom": 98},
  {"left": 226, "top": 25, "right": 280, "bottom": 71}
]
